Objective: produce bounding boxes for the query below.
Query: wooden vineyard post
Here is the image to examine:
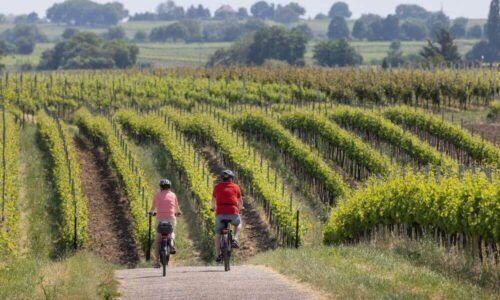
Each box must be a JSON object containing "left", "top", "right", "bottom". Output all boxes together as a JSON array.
[
  {"left": 1, "top": 105, "right": 5, "bottom": 223},
  {"left": 295, "top": 210, "right": 300, "bottom": 248},
  {"left": 146, "top": 214, "right": 152, "bottom": 261}
]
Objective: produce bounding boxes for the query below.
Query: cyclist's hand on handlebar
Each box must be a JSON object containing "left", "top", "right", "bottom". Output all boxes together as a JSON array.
[
  {"left": 210, "top": 208, "right": 215, "bottom": 212},
  {"left": 148, "top": 211, "right": 157, "bottom": 216},
  {"left": 175, "top": 212, "right": 182, "bottom": 217}
]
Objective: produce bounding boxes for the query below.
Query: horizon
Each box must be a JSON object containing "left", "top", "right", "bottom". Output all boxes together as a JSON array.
[{"left": 0, "top": 0, "right": 492, "bottom": 20}]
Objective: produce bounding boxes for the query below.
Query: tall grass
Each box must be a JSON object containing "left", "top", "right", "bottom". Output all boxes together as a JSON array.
[{"left": 249, "top": 239, "right": 499, "bottom": 299}]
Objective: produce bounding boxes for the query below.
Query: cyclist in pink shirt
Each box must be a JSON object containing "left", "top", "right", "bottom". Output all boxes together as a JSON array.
[{"left": 149, "top": 179, "right": 181, "bottom": 268}]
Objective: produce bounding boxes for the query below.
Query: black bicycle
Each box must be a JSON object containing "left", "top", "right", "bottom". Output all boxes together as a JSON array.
[
  {"left": 149, "top": 212, "right": 177, "bottom": 277},
  {"left": 219, "top": 219, "right": 234, "bottom": 272}
]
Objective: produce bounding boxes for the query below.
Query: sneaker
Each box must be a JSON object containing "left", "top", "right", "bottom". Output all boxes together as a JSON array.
[
  {"left": 153, "top": 261, "right": 161, "bottom": 268},
  {"left": 215, "top": 254, "right": 223, "bottom": 263},
  {"left": 170, "top": 246, "right": 177, "bottom": 255},
  {"left": 231, "top": 239, "right": 239, "bottom": 249}
]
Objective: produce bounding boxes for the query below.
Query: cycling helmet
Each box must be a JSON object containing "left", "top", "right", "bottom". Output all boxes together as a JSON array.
[
  {"left": 159, "top": 179, "right": 171, "bottom": 189},
  {"left": 221, "top": 170, "right": 235, "bottom": 180}
]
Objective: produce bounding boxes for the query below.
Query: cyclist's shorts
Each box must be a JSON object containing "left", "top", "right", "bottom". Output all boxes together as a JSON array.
[{"left": 215, "top": 214, "right": 241, "bottom": 234}]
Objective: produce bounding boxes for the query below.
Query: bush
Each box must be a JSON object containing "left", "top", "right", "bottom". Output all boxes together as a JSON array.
[
  {"left": 487, "top": 100, "right": 500, "bottom": 122},
  {"left": 313, "top": 40, "right": 362, "bottom": 67}
]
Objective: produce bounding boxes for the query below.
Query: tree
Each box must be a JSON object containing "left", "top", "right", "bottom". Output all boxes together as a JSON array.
[
  {"left": 62, "top": 28, "right": 79, "bottom": 39},
  {"left": 420, "top": 29, "right": 461, "bottom": 63},
  {"left": 487, "top": 0, "right": 500, "bottom": 51},
  {"left": 38, "top": 31, "right": 139, "bottom": 70},
  {"left": 274, "top": 5, "right": 300, "bottom": 24},
  {"left": 352, "top": 20, "right": 367, "bottom": 40},
  {"left": 294, "top": 24, "right": 313, "bottom": 40},
  {"left": 428, "top": 12, "right": 450, "bottom": 39},
  {"left": 46, "top": 0, "right": 128, "bottom": 26},
  {"left": 186, "top": 5, "right": 210, "bottom": 19},
  {"left": 214, "top": 5, "right": 237, "bottom": 20},
  {"left": 313, "top": 39, "right": 362, "bottom": 67},
  {"left": 401, "top": 21, "right": 427, "bottom": 40},
  {"left": 390, "top": 40, "right": 401, "bottom": 51},
  {"left": 103, "top": 40, "right": 139, "bottom": 68},
  {"left": 286, "top": 3, "right": 306, "bottom": 16},
  {"left": 149, "top": 23, "right": 189, "bottom": 42},
  {"left": 207, "top": 34, "right": 254, "bottom": 67},
  {"left": 157, "top": 1, "right": 185, "bottom": 20},
  {"left": 395, "top": 4, "right": 431, "bottom": 20},
  {"left": 367, "top": 18, "right": 384, "bottom": 41},
  {"left": 133, "top": 31, "right": 147, "bottom": 42},
  {"left": 248, "top": 26, "right": 307, "bottom": 65},
  {"left": 237, "top": 8, "right": 249, "bottom": 19},
  {"left": 467, "top": 25, "right": 483, "bottom": 39},
  {"left": 466, "top": 40, "right": 497, "bottom": 61},
  {"left": 467, "top": 0, "right": 499, "bottom": 62},
  {"left": 105, "top": 26, "right": 126, "bottom": 40},
  {"left": 382, "top": 15, "right": 400, "bottom": 40},
  {"left": 329, "top": 2, "right": 352, "bottom": 19},
  {"left": 450, "top": 18, "right": 468, "bottom": 38},
  {"left": 328, "top": 16, "right": 349, "bottom": 40},
  {"left": 251, "top": 1, "right": 275, "bottom": 20}
]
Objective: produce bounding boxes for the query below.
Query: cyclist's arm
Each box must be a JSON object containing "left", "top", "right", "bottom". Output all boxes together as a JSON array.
[
  {"left": 237, "top": 187, "right": 243, "bottom": 210},
  {"left": 211, "top": 197, "right": 217, "bottom": 211},
  {"left": 149, "top": 197, "right": 156, "bottom": 214},
  {"left": 175, "top": 196, "right": 182, "bottom": 214}
]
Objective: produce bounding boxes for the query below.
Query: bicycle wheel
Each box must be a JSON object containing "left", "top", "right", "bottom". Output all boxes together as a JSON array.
[{"left": 222, "top": 235, "right": 230, "bottom": 272}]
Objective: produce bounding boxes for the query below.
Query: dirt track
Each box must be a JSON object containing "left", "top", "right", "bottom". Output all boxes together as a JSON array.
[
  {"left": 75, "top": 136, "right": 139, "bottom": 266},
  {"left": 116, "top": 266, "right": 320, "bottom": 300}
]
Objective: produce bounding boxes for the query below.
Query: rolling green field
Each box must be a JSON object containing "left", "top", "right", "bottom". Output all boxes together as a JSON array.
[
  {"left": 0, "top": 18, "right": 485, "bottom": 69},
  {"left": 1, "top": 39, "right": 479, "bottom": 69}
]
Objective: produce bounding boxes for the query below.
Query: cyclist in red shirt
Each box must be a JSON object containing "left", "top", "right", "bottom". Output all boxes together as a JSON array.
[{"left": 211, "top": 170, "right": 242, "bottom": 263}]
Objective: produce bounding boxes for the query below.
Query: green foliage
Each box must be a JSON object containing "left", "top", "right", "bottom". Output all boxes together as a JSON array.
[
  {"left": 487, "top": 100, "right": 500, "bottom": 122},
  {"left": 46, "top": 0, "right": 128, "bottom": 26},
  {"left": 36, "top": 112, "right": 88, "bottom": 251},
  {"left": 248, "top": 26, "right": 307, "bottom": 66},
  {"left": 329, "top": 2, "right": 352, "bottom": 19},
  {"left": 73, "top": 109, "right": 149, "bottom": 250},
  {"left": 280, "top": 112, "right": 392, "bottom": 175},
  {"left": 383, "top": 106, "right": 500, "bottom": 168},
  {"left": 420, "top": 29, "right": 462, "bottom": 64},
  {"left": 230, "top": 112, "right": 348, "bottom": 204},
  {"left": 323, "top": 170, "right": 500, "bottom": 244},
  {"left": 160, "top": 107, "right": 304, "bottom": 241},
  {"left": 328, "top": 16, "right": 350, "bottom": 40},
  {"left": 149, "top": 23, "right": 190, "bottom": 42},
  {"left": 0, "top": 112, "right": 19, "bottom": 256},
  {"left": 114, "top": 109, "right": 215, "bottom": 238},
  {"left": 487, "top": 0, "right": 500, "bottom": 51},
  {"left": 329, "top": 107, "right": 454, "bottom": 167},
  {"left": 313, "top": 40, "right": 363, "bottom": 67},
  {"left": 38, "top": 32, "right": 139, "bottom": 70}
]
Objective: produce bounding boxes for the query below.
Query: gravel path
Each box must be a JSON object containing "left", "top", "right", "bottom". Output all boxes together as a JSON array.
[{"left": 116, "top": 266, "right": 320, "bottom": 300}]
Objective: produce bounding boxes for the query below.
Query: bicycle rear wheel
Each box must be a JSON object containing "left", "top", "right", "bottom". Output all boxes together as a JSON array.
[{"left": 222, "top": 235, "right": 230, "bottom": 271}]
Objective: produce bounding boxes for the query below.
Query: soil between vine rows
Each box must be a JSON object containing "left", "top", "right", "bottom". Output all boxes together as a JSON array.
[{"left": 74, "top": 135, "right": 139, "bottom": 267}]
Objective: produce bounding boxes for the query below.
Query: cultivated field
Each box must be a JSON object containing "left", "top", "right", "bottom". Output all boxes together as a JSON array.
[{"left": 0, "top": 67, "right": 498, "bottom": 298}]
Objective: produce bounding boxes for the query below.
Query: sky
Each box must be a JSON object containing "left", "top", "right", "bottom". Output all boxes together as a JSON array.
[{"left": 0, "top": 0, "right": 492, "bottom": 19}]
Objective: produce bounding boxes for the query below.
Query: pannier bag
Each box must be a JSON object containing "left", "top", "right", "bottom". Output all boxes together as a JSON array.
[{"left": 157, "top": 221, "right": 174, "bottom": 235}]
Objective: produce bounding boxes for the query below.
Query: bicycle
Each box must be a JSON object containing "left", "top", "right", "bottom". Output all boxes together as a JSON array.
[
  {"left": 149, "top": 212, "right": 180, "bottom": 277},
  {"left": 219, "top": 219, "right": 234, "bottom": 272}
]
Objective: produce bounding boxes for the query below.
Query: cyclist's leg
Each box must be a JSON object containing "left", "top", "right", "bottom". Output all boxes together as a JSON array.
[
  {"left": 155, "top": 232, "right": 161, "bottom": 261},
  {"left": 232, "top": 215, "right": 242, "bottom": 241},
  {"left": 214, "top": 215, "right": 224, "bottom": 257}
]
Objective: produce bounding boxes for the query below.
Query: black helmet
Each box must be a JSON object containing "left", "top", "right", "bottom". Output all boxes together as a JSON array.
[
  {"left": 221, "top": 170, "right": 235, "bottom": 180},
  {"left": 159, "top": 179, "right": 171, "bottom": 189}
]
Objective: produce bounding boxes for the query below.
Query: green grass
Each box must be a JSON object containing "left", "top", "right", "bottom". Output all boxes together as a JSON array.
[
  {"left": 0, "top": 125, "right": 119, "bottom": 299},
  {"left": 0, "top": 252, "right": 119, "bottom": 300},
  {"left": 1, "top": 37, "right": 478, "bottom": 69},
  {"left": 249, "top": 240, "right": 498, "bottom": 299}
]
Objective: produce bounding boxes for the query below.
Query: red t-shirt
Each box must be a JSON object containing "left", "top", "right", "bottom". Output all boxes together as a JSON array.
[{"left": 212, "top": 182, "right": 241, "bottom": 215}]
